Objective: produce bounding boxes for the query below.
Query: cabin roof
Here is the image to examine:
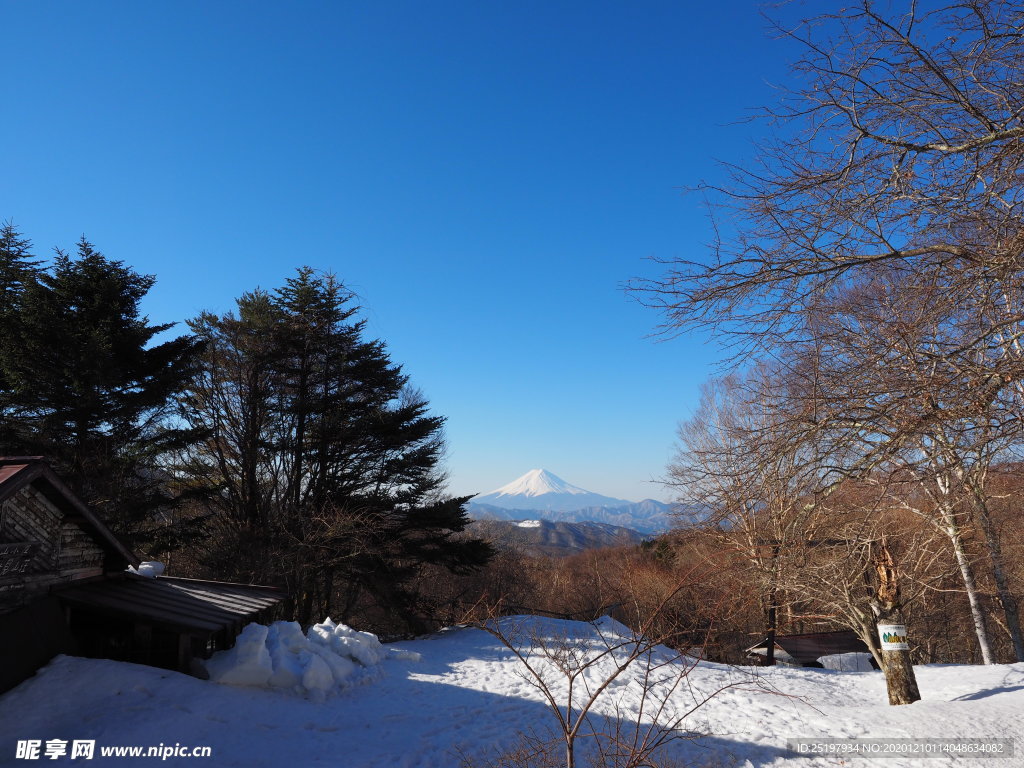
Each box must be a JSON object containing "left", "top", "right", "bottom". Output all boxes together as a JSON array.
[
  {"left": 55, "top": 574, "right": 286, "bottom": 637},
  {"left": 0, "top": 457, "right": 139, "bottom": 569}
]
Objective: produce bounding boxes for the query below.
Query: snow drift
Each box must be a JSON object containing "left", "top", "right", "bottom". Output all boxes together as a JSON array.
[{"left": 204, "top": 618, "right": 411, "bottom": 699}]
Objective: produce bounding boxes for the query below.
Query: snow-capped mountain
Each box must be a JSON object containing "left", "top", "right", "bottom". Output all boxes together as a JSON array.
[
  {"left": 472, "top": 469, "right": 633, "bottom": 512},
  {"left": 468, "top": 469, "right": 675, "bottom": 534}
]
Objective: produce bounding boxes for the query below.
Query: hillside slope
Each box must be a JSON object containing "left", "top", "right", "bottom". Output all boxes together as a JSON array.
[
  {"left": 467, "top": 518, "right": 645, "bottom": 557},
  {"left": 2, "top": 616, "right": 1022, "bottom": 767}
]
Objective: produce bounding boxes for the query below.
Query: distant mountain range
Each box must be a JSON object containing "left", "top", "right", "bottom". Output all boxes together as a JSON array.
[
  {"left": 467, "top": 518, "right": 646, "bottom": 558},
  {"left": 467, "top": 469, "right": 674, "bottom": 535}
]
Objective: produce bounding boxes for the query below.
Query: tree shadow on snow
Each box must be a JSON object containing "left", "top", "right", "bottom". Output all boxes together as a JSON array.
[
  {"left": 952, "top": 684, "right": 1024, "bottom": 702},
  {"left": 392, "top": 670, "right": 793, "bottom": 768}
]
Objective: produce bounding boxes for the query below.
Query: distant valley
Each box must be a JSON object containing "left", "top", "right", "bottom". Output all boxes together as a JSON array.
[
  {"left": 468, "top": 499, "right": 672, "bottom": 535},
  {"left": 467, "top": 518, "right": 647, "bottom": 558}
]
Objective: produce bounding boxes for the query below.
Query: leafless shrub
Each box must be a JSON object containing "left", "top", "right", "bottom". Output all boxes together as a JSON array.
[{"left": 461, "top": 568, "right": 762, "bottom": 768}]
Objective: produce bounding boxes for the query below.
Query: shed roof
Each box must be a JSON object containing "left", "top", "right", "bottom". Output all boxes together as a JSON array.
[
  {"left": 0, "top": 457, "right": 138, "bottom": 569},
  {"left": 747, "top": 630, "right": 868, "bottom": 665},
  {"left": 55, "top": 574, "right": 285, "bottom": 636}
]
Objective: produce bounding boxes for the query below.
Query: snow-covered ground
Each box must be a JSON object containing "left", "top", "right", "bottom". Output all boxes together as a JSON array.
[{"left": 1, "top": 616, "right": 1022, "bottom": 767}]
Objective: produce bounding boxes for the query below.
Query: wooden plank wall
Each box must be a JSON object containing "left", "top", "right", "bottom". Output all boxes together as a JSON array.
[
  {"left": 0, "top": 596, "right": 77, "bottom": 693},
  {"left": 0, "top": 486, "right": 105, "bottom": 612}
]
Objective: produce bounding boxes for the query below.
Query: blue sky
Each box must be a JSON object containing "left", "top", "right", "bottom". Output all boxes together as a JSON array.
[{"left": 1, "top": 1, "right": 797, "bottom": 502}]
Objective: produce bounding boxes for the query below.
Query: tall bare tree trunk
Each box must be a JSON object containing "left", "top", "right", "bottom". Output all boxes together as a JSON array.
[
  {"left": 939, "top": 505, "right": 995, "bottom": 664},
  {"left": 765, "top": 599, "right": 777, "bottom": 667}
]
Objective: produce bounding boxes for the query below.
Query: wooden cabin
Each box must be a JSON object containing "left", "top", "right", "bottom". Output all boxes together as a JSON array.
[{"left": 0, "top": 457, "right": 285, "bottom": 693}]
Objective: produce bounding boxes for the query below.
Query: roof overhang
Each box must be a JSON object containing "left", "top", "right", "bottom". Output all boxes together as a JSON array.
[{"left": 54, "top": 574, "right": 286, "bottom": 637}]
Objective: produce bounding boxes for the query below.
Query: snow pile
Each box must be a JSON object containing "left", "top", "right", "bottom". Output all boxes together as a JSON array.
[
  {"left": 205, "top": 619, "right": 389, "bottom": 698},
  {"left": 308, "top": 617, "right": 386, "bottom": 667},
  {"left": 127, "top": 561, "right": 165, "bottom": 578},
  {"left": 819, "top": 652, "right": 875, "bottom": 672},
  {"left": 205, "top": 624, "right": 274, "bottom": 687}
]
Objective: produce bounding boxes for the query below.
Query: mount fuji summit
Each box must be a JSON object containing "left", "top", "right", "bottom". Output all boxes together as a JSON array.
[
  {"left": 468, "top": 470, "right": 673, "bottom": 534},
  {"left": 472, "top": 469, "right": 633, "bottom": 512}
]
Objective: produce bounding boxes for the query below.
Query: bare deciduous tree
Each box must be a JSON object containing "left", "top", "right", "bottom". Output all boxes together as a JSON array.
[
  {"left": 793, "top": 268, "right": 1024, "bottom": 661},
  {"left": 668, "top": 364, "right": 931, "bottom": 704},
  {"left": 463, "top": 599, "right": 756, "bottom": 768},
  {"left": 668, "top": 368, "right": 825, "bottom": 665},
  {"left": 635, "top": 1, "right": 1024, "bottom": 362}
]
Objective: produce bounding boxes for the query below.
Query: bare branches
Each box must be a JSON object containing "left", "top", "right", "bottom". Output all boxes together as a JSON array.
[
  {"left": 632, "top": 1, "right": 1024, "bottom": 356},
  {"left": 466, "top": 610, "right": 756, "bottom": 768}
]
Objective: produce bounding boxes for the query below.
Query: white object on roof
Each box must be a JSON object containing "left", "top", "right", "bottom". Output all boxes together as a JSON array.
[{"left": 127, "top": 561, "right": 165, "bottom": 578}]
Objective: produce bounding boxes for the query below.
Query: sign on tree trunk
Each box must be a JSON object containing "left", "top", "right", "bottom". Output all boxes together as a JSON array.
[{"left": 878, "top": 624, "right": 909, "bottom": 651}]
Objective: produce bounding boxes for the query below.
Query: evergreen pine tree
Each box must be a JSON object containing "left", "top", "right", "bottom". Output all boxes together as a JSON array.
[
  {"left": 182, "top": 267, "right": 492, "bottom": 629},
  {"left": 0, "top": 223, "right": 43, "bottom": 447},
  {"left": 0, "top": 223, "right": 41, "bottom": 312},
  {"left": 1, "top": 237, "right": 204, "bottom": 548}
]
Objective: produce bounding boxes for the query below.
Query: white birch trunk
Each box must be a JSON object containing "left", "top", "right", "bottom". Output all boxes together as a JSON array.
[{"left": 940, "top": 505, "right": 995, "bottom": 664}]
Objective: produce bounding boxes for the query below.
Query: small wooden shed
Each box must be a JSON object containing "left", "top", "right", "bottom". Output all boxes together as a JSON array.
[
  {"left": 0, "top": 457, "right": 285, "bottom": 693},
  {"left": 746, "top": 629, "right": 872, "bottom": 667},
  {"left": 57, "top": 574, "right": 283, "bottom": 672}
]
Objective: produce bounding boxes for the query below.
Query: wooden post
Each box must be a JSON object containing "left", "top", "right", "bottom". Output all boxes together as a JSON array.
[
  {"left": 765, "top": 543, "right": 781, "bottom": 666},
  {"left": 132, "top": 624, "right": 152, "bottom": 666},
  {"left": 177, "top": 634, "right": 192, "bottom": 673}
]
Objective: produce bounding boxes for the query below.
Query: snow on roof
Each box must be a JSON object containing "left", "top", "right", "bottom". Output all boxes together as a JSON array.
[{"left": 746, "top": 630, "right": 868, "bottom": 665}]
